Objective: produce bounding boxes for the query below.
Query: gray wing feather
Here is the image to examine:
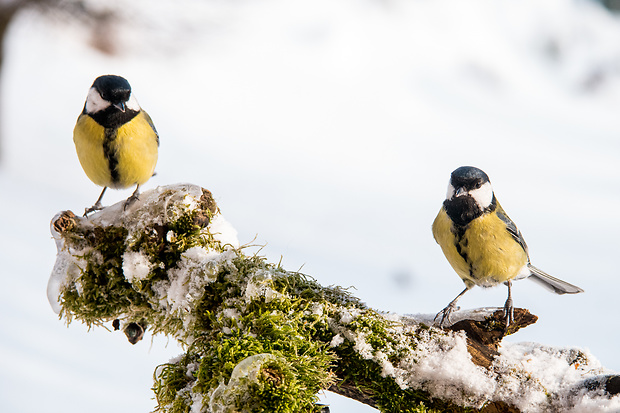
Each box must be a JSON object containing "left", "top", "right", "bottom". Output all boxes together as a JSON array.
[
  {"left": 143, "top": 110, "right": 160, "bottom": 146},
  {"left": 527, "top": 265, "right": 584, "bottom": 295},
  {"left": 496, "top": 207, "right": 529, "bottom": 258}
]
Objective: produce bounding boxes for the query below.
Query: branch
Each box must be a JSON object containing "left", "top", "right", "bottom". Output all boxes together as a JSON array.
[{"left": 47, "top": 184, "right": 619, "bottom": 412}]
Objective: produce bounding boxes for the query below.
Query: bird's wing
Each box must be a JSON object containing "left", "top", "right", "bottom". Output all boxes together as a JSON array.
[
  {"left": 495, "top": 202, "right": 529, "bottom": 259},
  {"left": 143, "top": 111, "right": 160, "bottom": 146}
]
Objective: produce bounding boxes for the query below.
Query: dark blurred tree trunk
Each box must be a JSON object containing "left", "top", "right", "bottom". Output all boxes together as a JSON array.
[
  {"left": 0, "top": 1, "right": 119, "bottom": 162},
  {"left": 0, "top": 4, "right": 19, "bottom": 162},
  {"left": 0, "top": 6, "right": 18, "bottom": 75}
]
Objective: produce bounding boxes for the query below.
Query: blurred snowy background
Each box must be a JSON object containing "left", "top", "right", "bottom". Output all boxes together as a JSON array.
[{"left": 1, "top": 0, "right": 619, "bottom": 411}]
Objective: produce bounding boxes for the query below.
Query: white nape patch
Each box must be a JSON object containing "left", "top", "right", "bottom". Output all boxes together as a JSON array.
[
  {"left": 85, "top": 87, "right": 110, "bottom": 113},
  {"left": 126, "top": 93, "right": 141, "bottom": 112},
  {"left": 446, "top": 182, "right": 456, "bottom": 200},
  {"left": 469, "top": 181, "right": 494, "bottom": 209}
]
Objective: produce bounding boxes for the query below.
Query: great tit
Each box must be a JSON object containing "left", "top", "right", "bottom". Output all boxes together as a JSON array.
[
  {"left": 74, "top": 75, "right": 159, "bottom": 216},
  {"left": 432, "top": 166, "right": 583, "bottom": 330}
]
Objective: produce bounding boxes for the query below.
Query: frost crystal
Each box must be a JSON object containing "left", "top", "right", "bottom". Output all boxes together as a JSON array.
[
  {"left": 208, "top": 354, "right": 276, "bottom": 413},
  {"left": 244, "top": 269, "right": 285, "bottom": 303}
]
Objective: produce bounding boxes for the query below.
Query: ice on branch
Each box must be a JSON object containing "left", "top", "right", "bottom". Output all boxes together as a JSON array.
[{"left": 47, "top": 184, "right": 620, "bottom": 412}]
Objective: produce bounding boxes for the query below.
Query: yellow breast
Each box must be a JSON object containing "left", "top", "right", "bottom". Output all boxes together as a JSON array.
[
  {"left": 73, "top": 115, "right": 111, "bottom": 187},
  {"left": 73, "top": 111, "right": 158, "bottom": 189},
  {"left": 432, "top": 207, "right": 528, "bottom": 288}
]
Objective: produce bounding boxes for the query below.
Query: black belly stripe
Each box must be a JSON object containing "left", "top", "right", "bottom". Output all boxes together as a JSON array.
[
  {"left": 453, "top": 225, "right": 474, "bottom": 276},
  {"left": 103, "top": 128, "right": 120, "bottom": 184}
]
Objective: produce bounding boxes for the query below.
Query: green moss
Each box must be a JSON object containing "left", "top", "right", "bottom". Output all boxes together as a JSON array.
[
  {"left": 54, "top": 188, "right": 485, "bottom": 413},
  {"left": 151, "top": 250, "right": 475, "bottom": 412},
  {"left": 129, "top": 212, "right": 203, "bottom": 274},
  {"left": 144, "top": 250, "right": 341, "bottom": 412},
  {"left": 191, "top": 288, "right": 336, "bottom": 407},
  {"left": 60, "top": 225, "right": 147, "bottom": 326},
  {"left": 246, "top": 358, "right": 328, "bottom": 412},
  {"left": 59, "top": 203, "right": 222, "bottom": 331},
  {"left": 271, "top": 269, "right": 364, "bottom": 309},
  {"left": 153, "top": 360, "right": 195, "bottom": 410}
]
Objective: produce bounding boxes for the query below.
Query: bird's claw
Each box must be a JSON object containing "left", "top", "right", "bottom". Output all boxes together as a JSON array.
[
  {"left": 434, "top": 302, "right": 460, "bottom": 328},
  {"left": 83, "top": 202, "right": 103, "bottom": 217},
  {"left": 123, "top": 193, "right": 139, "bottom": 211}
]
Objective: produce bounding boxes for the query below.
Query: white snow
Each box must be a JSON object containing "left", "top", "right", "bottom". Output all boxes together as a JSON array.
[
  {"left": 407, "top": 329, "right": 496, "bottom": 407},
  {"left": 46, "top": 184, "right": 240, "bottom": 315},
  {"left": 328, "top": 311, "right": 620, "bottom": 411},
  {"left": 165, "top": 247, "right": 222, "bottom": 313},
  {"left": 122, "top": 251, "right": 153, "bottom": 283},
  {"left": 2, "top": 0, "right": 620, "bottom": 412},
  {"left": 339, "top": 308, "right": 361, "bottom": 324},
  {"left": 329, "top": 334, "right": 344, "bottom": 348},
  {"left": 163, "top": 247, "right": 238, "bottom": 317},
  {"left": 491, "top": 342, "right": 620, "bottom": 412},
  {"left": 46, "top": 212, "right": 101, "bottom": 314},
  {"left": 208, "top": 214, "right": 240, "bottom": 249},
  {"left": 221, "top": 308, "right": 241, "bottom": 320}
]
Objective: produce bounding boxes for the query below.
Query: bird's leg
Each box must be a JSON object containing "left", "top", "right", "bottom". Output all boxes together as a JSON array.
[
  {"left": 503, "top": 280, "right": 514, "bottom": 333},
  {"left": 84, "top": 187, "right": 107, "bottom": 217},
  {"left": 124, "top": 184, "right": 141, "bottom": 210},
  {"left": 434, "top": 286, "right": 471, "bottom": 328}
]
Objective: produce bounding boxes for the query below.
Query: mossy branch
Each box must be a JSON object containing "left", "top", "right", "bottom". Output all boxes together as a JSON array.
[{"left": 48, "top": 184, "right": 619, "bottom": 413}]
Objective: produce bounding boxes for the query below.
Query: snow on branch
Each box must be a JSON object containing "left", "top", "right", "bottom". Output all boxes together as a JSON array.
[{"left": 47, "top": 184, "right": 620, "bottom": 412}]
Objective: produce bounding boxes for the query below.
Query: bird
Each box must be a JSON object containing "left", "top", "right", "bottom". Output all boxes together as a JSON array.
[
  {"left": 73, "top": 75, "right": 159, "bottom": 216},
  {"left": 432, "top": 166, "right": 583, "bottom": 331}
]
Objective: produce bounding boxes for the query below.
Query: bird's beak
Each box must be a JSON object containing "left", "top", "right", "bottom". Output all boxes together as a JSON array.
[
  {"left": 455, "top": 187, "right": 467, "bottom": 197},
  {"left": 113, "top": 102, "right": 126, "bottom": 112}
]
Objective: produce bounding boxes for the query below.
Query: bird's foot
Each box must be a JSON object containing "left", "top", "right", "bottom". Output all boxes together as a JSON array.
[
  {"left": 123, "top": 193, "right": 140, "bottom": 211},
  {"left": 434, "top": 302, "right": 460, "bottom": 328},
  {"left": 83, "top": 202, "right": 103, "bottom": 217},
  {"left": 124, "top": 185, "right": 141, "bottom": 211},
  {"left": 503, "top": 296, "right": 514, "bottom": 334}
]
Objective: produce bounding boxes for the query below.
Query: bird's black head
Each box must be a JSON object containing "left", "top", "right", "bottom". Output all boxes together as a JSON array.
[
  {"left": 443, "top": 166, "right": 496, "bottom": 227},
  {"left": 92, "top": 75, "right": 132, "bottom": 107},
  {"left": 84, "top": 75, "right": 141, "bottom": 127},
  {"left": 449, "top": 166, "right": 490, "bottom": 192}
]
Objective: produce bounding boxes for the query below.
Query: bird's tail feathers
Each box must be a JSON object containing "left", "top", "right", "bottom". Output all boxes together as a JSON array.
[{"left": 527, "top": 265, "right": 584, "bottom": 295}]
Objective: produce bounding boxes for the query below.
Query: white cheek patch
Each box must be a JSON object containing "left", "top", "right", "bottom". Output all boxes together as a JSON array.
[
  {"left": 470, "top": 181, "right": 494, "bottom": 210},
  {"left": 85, "top": 87, "right": 110, "bottom": 113},
  {"left": 126, "top": 93, "right": 141, "bottom": 112},
  {"left": 445, "top": 183, "right": 455, "bottom": 200}
]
